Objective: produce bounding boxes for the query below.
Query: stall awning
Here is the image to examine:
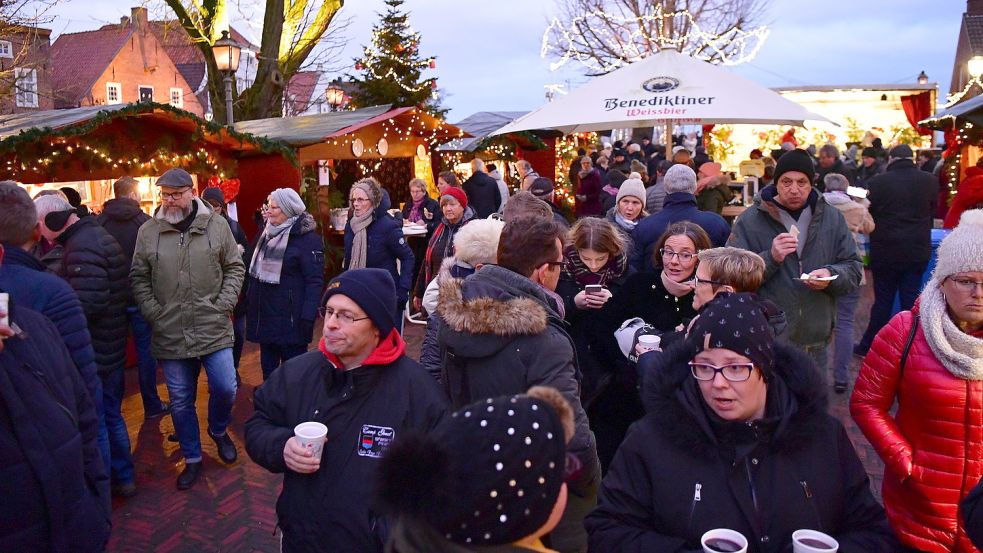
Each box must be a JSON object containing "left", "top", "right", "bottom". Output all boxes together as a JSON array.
[
  {"left": 920, "top": 94, "right": 983, "bottom": 129},
  {"left": 438, "top": 111, "right": 529, "bottom": 152},
  {"left": 233, "top": 105, "right": 394, "bottom": 146}
]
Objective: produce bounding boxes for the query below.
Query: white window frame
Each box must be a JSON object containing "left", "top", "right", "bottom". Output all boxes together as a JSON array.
[
  {"left": 138, "top": 85, "right": 154, "bottom": 103},
  {"left": 106, "top": 82, "right": 122, "bottom": 105},
  {"left": 14, "top": 68, "right": 38, "bottom": 108},
  {"left": 169, "top": 87, "right": 183, "bottom": 108},
  {"left": 0, "top": 41, "right": 13, "bottom": 59}
]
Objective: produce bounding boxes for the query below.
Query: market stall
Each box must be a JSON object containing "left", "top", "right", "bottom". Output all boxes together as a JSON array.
[{"left": 0, "top": 102, "right": 298, "bottom": 237}]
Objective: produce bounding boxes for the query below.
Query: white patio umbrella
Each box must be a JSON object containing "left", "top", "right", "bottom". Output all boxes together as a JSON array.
[{"left": 492, "top": 50, "right": 834, "bottom": 147}]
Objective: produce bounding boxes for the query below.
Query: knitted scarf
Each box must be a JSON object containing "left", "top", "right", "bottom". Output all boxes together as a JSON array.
[
  {"left": 919, "top": 282, "right": 983, "bottom": 380},
  {"left": 407, "top": 197, "right": 426, "bottom": 223},
  {"left": 249, "top": 215, "right": 299, "bottom": 284},
  {"left": 347, "top": 211, "right": 374, "bottom": 269},
  {"left": 613, "top": 211, "right": 638, "bottom": 232},
  {"left": 661, "top": 269, "right": 696, "bottom": 297},
  {"left": 562, "top": 244, "right": 628, "bottom": 286}
]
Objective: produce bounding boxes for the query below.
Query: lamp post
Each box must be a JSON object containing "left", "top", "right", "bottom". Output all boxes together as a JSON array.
[
  {"left": 325, "top": 80, "right": 345, "bottom": 112},
  {"left": 917, "top": 71, "right": 928, "bottom": 85},
  {"left": 213, "top": 30, "right": 242, "bottom": 125},
  {"left": 969, "top": 56, "right": 983, "bottom": 79}
]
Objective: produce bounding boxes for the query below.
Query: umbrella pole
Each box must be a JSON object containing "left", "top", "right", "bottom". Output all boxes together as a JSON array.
[{"left": 665, "top": 120, "right": 673, "bottom": 160}]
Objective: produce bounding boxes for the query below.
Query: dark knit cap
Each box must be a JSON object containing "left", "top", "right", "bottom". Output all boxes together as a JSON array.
[
  {"left": 773, "top": 148, "right": 815, "bottom": 184},
  {"left": 322, "top": 268, "right": 396, "bottom": 336},
  {"left": 202, "top": 187, "right": 225, "bottom": 206},
  {"left": 529, "top": 177, "right": 554, "bottom": 198},
  {"left": 60, "top": 186, "right": 82, "bottom": 207},
  {"left": 156, "top": 168, "right": 194, "bottom": 188},
  {"left": 376, "top": 390, "right": 570, "bottom": 546},
  {"left": 861, "top": 147, "right": 878, "bottom": 159},
  {"left": 687, "top": 293, "right": 775, "bottom": 377},
  {"left": 888, "top": 144, "right": 914, "bottom": 159}
]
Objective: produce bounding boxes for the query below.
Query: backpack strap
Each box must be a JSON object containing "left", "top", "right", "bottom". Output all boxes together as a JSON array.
[{"left": 899, "top": 314, "right": 920, "bottom": 377}]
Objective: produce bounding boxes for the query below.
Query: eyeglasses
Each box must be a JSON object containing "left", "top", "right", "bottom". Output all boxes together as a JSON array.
[
  {"left": 948, "top": 276, "right": 983, "bottom": 292},
  {"left": 318, "top": 306, "right": 370, "bottom": 325},
  {"left": 349, "top": 197, "right": 371, "bottom": 204},
  {"left": 159, "top": 187, "right": 190, "bottom": 200},
  {"left": 267, "top": 205, "right": 282, "bottom": 211},
  {"left": 689, "top": 362, "right": 755, "bottom": 382},
  {"left": 695, "top": 277, "right": 724, "bottom": 286},
  {"left": 660, "top": 248, "right": 696, "bottom": 263}
]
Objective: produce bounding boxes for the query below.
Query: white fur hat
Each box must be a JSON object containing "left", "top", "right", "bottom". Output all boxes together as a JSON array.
[{"left": 933, "top": 209, "right": 983, "bottom": 280}]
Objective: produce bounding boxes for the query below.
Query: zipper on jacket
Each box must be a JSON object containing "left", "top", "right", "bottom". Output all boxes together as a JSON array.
[
  {"left": 27, "top": 364, "right": 78, "bottom": 429},
  {"left": 687, "top": 482, "right": 702, "bottom": 534},
  {"left": 800, "top": 480, "right": 824, "bottom": 532}
]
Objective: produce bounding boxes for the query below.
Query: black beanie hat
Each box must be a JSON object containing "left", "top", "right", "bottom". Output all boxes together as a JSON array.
[
  {"left": 202, "top": 187, "right": 225, "bottom": 206},
  {"left": 687, "top": 293, "right": 775, "bottom": 377},
  {"left": 861, "top": 147, "right": 878, "bottom": 159},
  {"left": 60, "top": 187, "right": 82, "bottom": 207},
  {"left": 773, "top": 148, "right": 815, "bottom": 185},
  {"left": 376, "top": 388, "right": 571, "bottom": 546},
  {"left": 322, "top": 268, "right": 397, "bottom": 336}
]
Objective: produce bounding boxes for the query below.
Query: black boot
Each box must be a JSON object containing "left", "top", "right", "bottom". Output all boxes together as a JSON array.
[
  {"left": 208, "top": 429, "right": 238, "bottom": 464},
  {"left": 176, "top": 461, "right": 202, "bottom": 490}
]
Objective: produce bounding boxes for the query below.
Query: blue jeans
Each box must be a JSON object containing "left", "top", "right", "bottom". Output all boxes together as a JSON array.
[
  {"left": 232, "top": 315, "right": 245, "bottom": 370},
  {"left": 92, "top": 376, "right": 111, "bottom": 477},
  {"left": 127, "top": 306, "right": 165, "bottom": 415},
  {"left": 859, "top": 260, "right": 927, "bottom": 350},
  {"left": 101, "top": 369, "right": 135, "bottom": 484},
  {"left": 161, "top": 348, "right": 237, "bottom": 463},
  {"left": 832, "top": 288, "right": 860, "bottom": 384},
  {"left": 259, "top": 343, "right": 308, "bottom": 380}
]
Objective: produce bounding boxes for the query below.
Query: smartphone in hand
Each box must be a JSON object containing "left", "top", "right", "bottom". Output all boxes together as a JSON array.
[{"left": 585, "top": 284, "right": 603, "bottom": 295}]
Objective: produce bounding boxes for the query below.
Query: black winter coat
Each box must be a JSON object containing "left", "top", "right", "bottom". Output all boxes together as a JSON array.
[
  {"left": 96, "top": 197, "right": 149, "bottom": 266},
  {"left": 414, "top": 213, "right": 473, "bottom": 299},
  {"left": 344, "top": 209, "right": 415, "bottom": 306},
  {"left": 585, "top": 341, "right": 897, "bottom": 553},
  {"left": 867, "top": 158, "right": 939, "bottom": 266},
  {"left": 962, "top": 477, "right": 983, "bottom": 550},
  {"left": 462, "top": 171, "right": 502, "bottom": 219},
  {"left": 0, "top": 301, "right": 111, "bottom": 553},
  {"left": 244, "top": 345, "right": 446, "bottom": 553},
  {"left": 602, "top": 271, "right": 698, "bottom": 336},
  {"left": 436, "top": 264, "right": 601, "bottom": 495},
  {"left": 401, "top": 196, "right": 440, "bottom": 235},
  {"left": 245, "top": 214, "right": 324, "bottom": 346},
  {"left": 56, "top": 217, "right": 130, "bottom": 374},
  {"left": 815, "top": 158, "right": 856, "bottom": 191},
  {"left": 222, "top": 213, "right": 250, "bottom": 317},
  {"left": 629, "top": 193, "right": 730, "bottom": 271}
]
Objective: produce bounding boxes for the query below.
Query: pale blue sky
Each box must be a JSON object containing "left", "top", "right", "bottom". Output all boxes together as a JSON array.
[{"left": 47, "top": 0, "right": 966, "bottom": 120}]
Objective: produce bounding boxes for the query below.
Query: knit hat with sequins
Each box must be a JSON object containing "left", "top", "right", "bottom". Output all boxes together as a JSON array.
[
  {"left": 686, "top": 292, "right": 776, "bottom": 377},
  {"left": 376, "top": 387, "right": 573, "bottom": 546}
]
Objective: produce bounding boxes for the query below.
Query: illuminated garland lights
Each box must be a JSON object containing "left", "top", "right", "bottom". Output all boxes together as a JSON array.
[
  {"left": 554, "top": 133, "right": 598, "bottom": 207},
  {"left": 359, "top": 28, "right": 436, "bottom": 94},
  {"left": 542, "top": 5, "right": 769, "bottom": 73}
]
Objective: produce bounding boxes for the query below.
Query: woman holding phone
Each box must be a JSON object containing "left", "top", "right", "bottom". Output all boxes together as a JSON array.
[{"left": 556, "top": 217, "right": 632, "bottom": 472}]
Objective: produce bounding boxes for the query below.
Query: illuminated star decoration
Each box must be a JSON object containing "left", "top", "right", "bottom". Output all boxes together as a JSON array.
[{"left": 542, "top": 4, "right": 769, "bottom": 73}]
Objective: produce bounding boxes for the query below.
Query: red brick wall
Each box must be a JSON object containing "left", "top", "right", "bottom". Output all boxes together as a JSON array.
[
  {"left": 87, "top": 27, "right": 204, "bottom": 116},
  {"left": 0, "top": 27, "right": 54, "bottom": 114}
]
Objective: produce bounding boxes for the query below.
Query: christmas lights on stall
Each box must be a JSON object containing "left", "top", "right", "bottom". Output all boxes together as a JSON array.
[{"left": 542, "top": 5, "right": 769, "bottom": 73}]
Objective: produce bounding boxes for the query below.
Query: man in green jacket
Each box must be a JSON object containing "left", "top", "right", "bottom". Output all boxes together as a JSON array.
[
  {"left": 728, "top": 149, "right": 862, "bottom": 393},
  {"left": 131, "top": 168, "right": 245, "bottom": 490}
]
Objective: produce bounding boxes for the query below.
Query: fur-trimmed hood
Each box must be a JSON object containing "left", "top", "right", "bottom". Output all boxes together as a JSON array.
[
  {"left": 642, "top": 338, "right": 829, "bottom": 458},
  {"left": 438, "top": 265, "right": 562, "bottom": 358}
]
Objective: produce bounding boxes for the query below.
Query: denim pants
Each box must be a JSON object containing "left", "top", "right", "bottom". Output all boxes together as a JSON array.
[
  {"left": 127, "top": 306, "right": 165, "bottom": 414},
  {"left": 259, "top": 343, "right": 308, "bottom": 380},
  {"left": 161, "top": 348, "right": 237, "bottom": 463},
  {"left": 232, "top": 315, "right": 246, "bottom": 370},
  {"left": 859, "top": 260, "right": 927, "bottom": 350},
  {"left": 92, "top": 376, "right": 111, "bottom": 477},
  {"left": 832, "top": 288, "right": 860, "bottom": 384},
  {"left": 101, "top": 368, "right": 135, "bottom": 484}
]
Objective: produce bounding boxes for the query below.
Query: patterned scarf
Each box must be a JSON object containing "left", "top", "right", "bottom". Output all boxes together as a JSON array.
[
  {"left": 248, "top": 214, "right": 300, "bottom": 284},
  {"left": 562, "top": 244, "right": 628, "bottom": 286},
  {"left": 348, "top": 211, "right": 374, "bottom": 269},
  {"left": 407, "top": 197, "right": 426, "bottom": 223}
]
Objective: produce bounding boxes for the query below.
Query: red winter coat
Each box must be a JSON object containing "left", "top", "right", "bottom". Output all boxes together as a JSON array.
[
  {"left": 851, "top": 302, "right": 983, "bottom": 553},
  {"left": 944, "top": 167, "right": 983, "bottom": 229}
]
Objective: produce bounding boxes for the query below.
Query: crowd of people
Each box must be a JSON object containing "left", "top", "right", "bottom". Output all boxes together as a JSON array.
[{"left": 0, "top": 131, "right": 981, "bottom": 553}]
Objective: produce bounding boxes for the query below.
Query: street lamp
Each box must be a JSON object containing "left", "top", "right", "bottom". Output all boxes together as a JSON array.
[
  {"left": 213, "top": 30, "right": 242, "bottom": 125},
  {"left": 969, "top": 56, "right": 983, "bottom": 79},
  {"left": 325, "top": 81, "right": 345, "bottom": 112},
  {"left": 917, "top": 71, "right": 928, "bottom": 85}
]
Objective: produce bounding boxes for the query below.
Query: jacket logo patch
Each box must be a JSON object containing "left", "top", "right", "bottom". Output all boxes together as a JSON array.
[{"left": 357, "top": 425, "right": 394, "bottom": 459}]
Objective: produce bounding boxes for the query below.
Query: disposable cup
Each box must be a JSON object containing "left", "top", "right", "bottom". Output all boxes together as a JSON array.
[
  {"left": 0, "top": 292, "right": 8, "bottom": 328},
  {"left": 701, "top": 528, "right": 748, "bottom": 553},
  {"left": 792, "top": 529, "right": 838, "bottom": 553},
  {"left": 294, "top": 422, "right": 328, "bottom": 461},
  {"left": 638, "top": 334, "right": 661, "bottom": 349}
]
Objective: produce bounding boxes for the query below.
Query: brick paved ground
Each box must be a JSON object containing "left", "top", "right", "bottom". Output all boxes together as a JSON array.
[{"left": 107, "top": 272, "right": 884, "bottom": 552}]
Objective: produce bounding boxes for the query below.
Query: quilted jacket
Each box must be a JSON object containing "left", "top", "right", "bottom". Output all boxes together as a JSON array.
[{"left": 851, "top": 303, "right": 983, "bottom": 553}]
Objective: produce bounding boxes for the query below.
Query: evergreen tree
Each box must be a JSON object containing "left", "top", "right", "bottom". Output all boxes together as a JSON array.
[{"left": 350, "top": 0, "right": 445, "bottom": 116}]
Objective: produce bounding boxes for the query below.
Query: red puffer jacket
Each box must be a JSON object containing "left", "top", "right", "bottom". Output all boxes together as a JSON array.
[{"left": 851, "top": 303, "right": 983, "bottom": 553}]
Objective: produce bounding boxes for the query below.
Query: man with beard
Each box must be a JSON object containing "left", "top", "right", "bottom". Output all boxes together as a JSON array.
[{"left": 130, "top": 168, "right": 245, "bottom": 490}]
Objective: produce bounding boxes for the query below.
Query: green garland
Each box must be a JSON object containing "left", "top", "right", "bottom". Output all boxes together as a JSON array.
[{"left": 0, "top": 101, "right": 297, "bottom": 164}]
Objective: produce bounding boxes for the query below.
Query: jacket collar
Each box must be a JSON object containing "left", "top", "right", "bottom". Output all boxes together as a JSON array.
[
  {"left": 154, "top": 198, "right": 213, "bottom": 232},
  {"left": 663, "top": 192, "right": 698, "bottom": 208},
  {"left": 438, "top": 265, "right": 552, "bottom": 336},
  {"left": 886, "top": 158, "right": 916, "bottom": 172},
  {"left": 55, "top": 216, "right": 95, "bottom": 245},
  {"left": 101, "top": 197, "right": 143, "bottom": 220},
  {"left": 318, "top": 329, "right": 406, "bottom": 370},
  {"left": 0, "top": 243, "right": 47, "bottom": 271},
  {"left": 642, "top": 339, "right": 829, "bottom": 458}
]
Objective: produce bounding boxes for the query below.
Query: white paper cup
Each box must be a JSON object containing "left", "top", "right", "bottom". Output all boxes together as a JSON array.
[
  {"left": 701, "top": 528, "right": 748, "bottom": 553},
  {"left": 792, "top": 529, "right": 838, "bottom": 553},
  {"left": 0, "top": 292, "right": 8, "bottom": 329},
  {"left": 294, "top": 422, "right": 328, "bottom": 461},
  {"left": 638, "top": 334, "right": 661, "bottom": 349}
]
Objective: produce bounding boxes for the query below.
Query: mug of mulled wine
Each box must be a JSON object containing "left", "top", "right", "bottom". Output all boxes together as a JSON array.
[
  {"left": 792, "top": 529, "right": 839, "bottom": 552},
  {"left": 701, "top": 528, "right": 748, "bottom": 553}
]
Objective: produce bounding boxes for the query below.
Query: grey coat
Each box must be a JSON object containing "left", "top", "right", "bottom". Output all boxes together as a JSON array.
[{"left": 728, "top": 191, "right": 862, "bottom": 346}]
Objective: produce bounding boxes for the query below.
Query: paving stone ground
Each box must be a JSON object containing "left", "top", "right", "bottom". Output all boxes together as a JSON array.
[{"left": 106, "top": 271, "right": 884, "bottom": 552}]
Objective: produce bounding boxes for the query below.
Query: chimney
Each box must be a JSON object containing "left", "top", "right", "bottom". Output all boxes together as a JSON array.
[
  {"left": 130, "top": 7, "right": 148, "bottom": 30},
  {"left": 970, "top": 0, "right": 983, "bottom": 15},
  {"left": 120, "top": 16, "right": 130, "bottom": 26}
]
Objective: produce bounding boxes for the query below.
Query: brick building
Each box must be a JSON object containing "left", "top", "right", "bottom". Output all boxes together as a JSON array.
[
  {"left": 0, "top": 25, "right": 54, "bottom": 114},
  {"left": 50, "top": 7, "right": 204, "bottom": 116}
]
